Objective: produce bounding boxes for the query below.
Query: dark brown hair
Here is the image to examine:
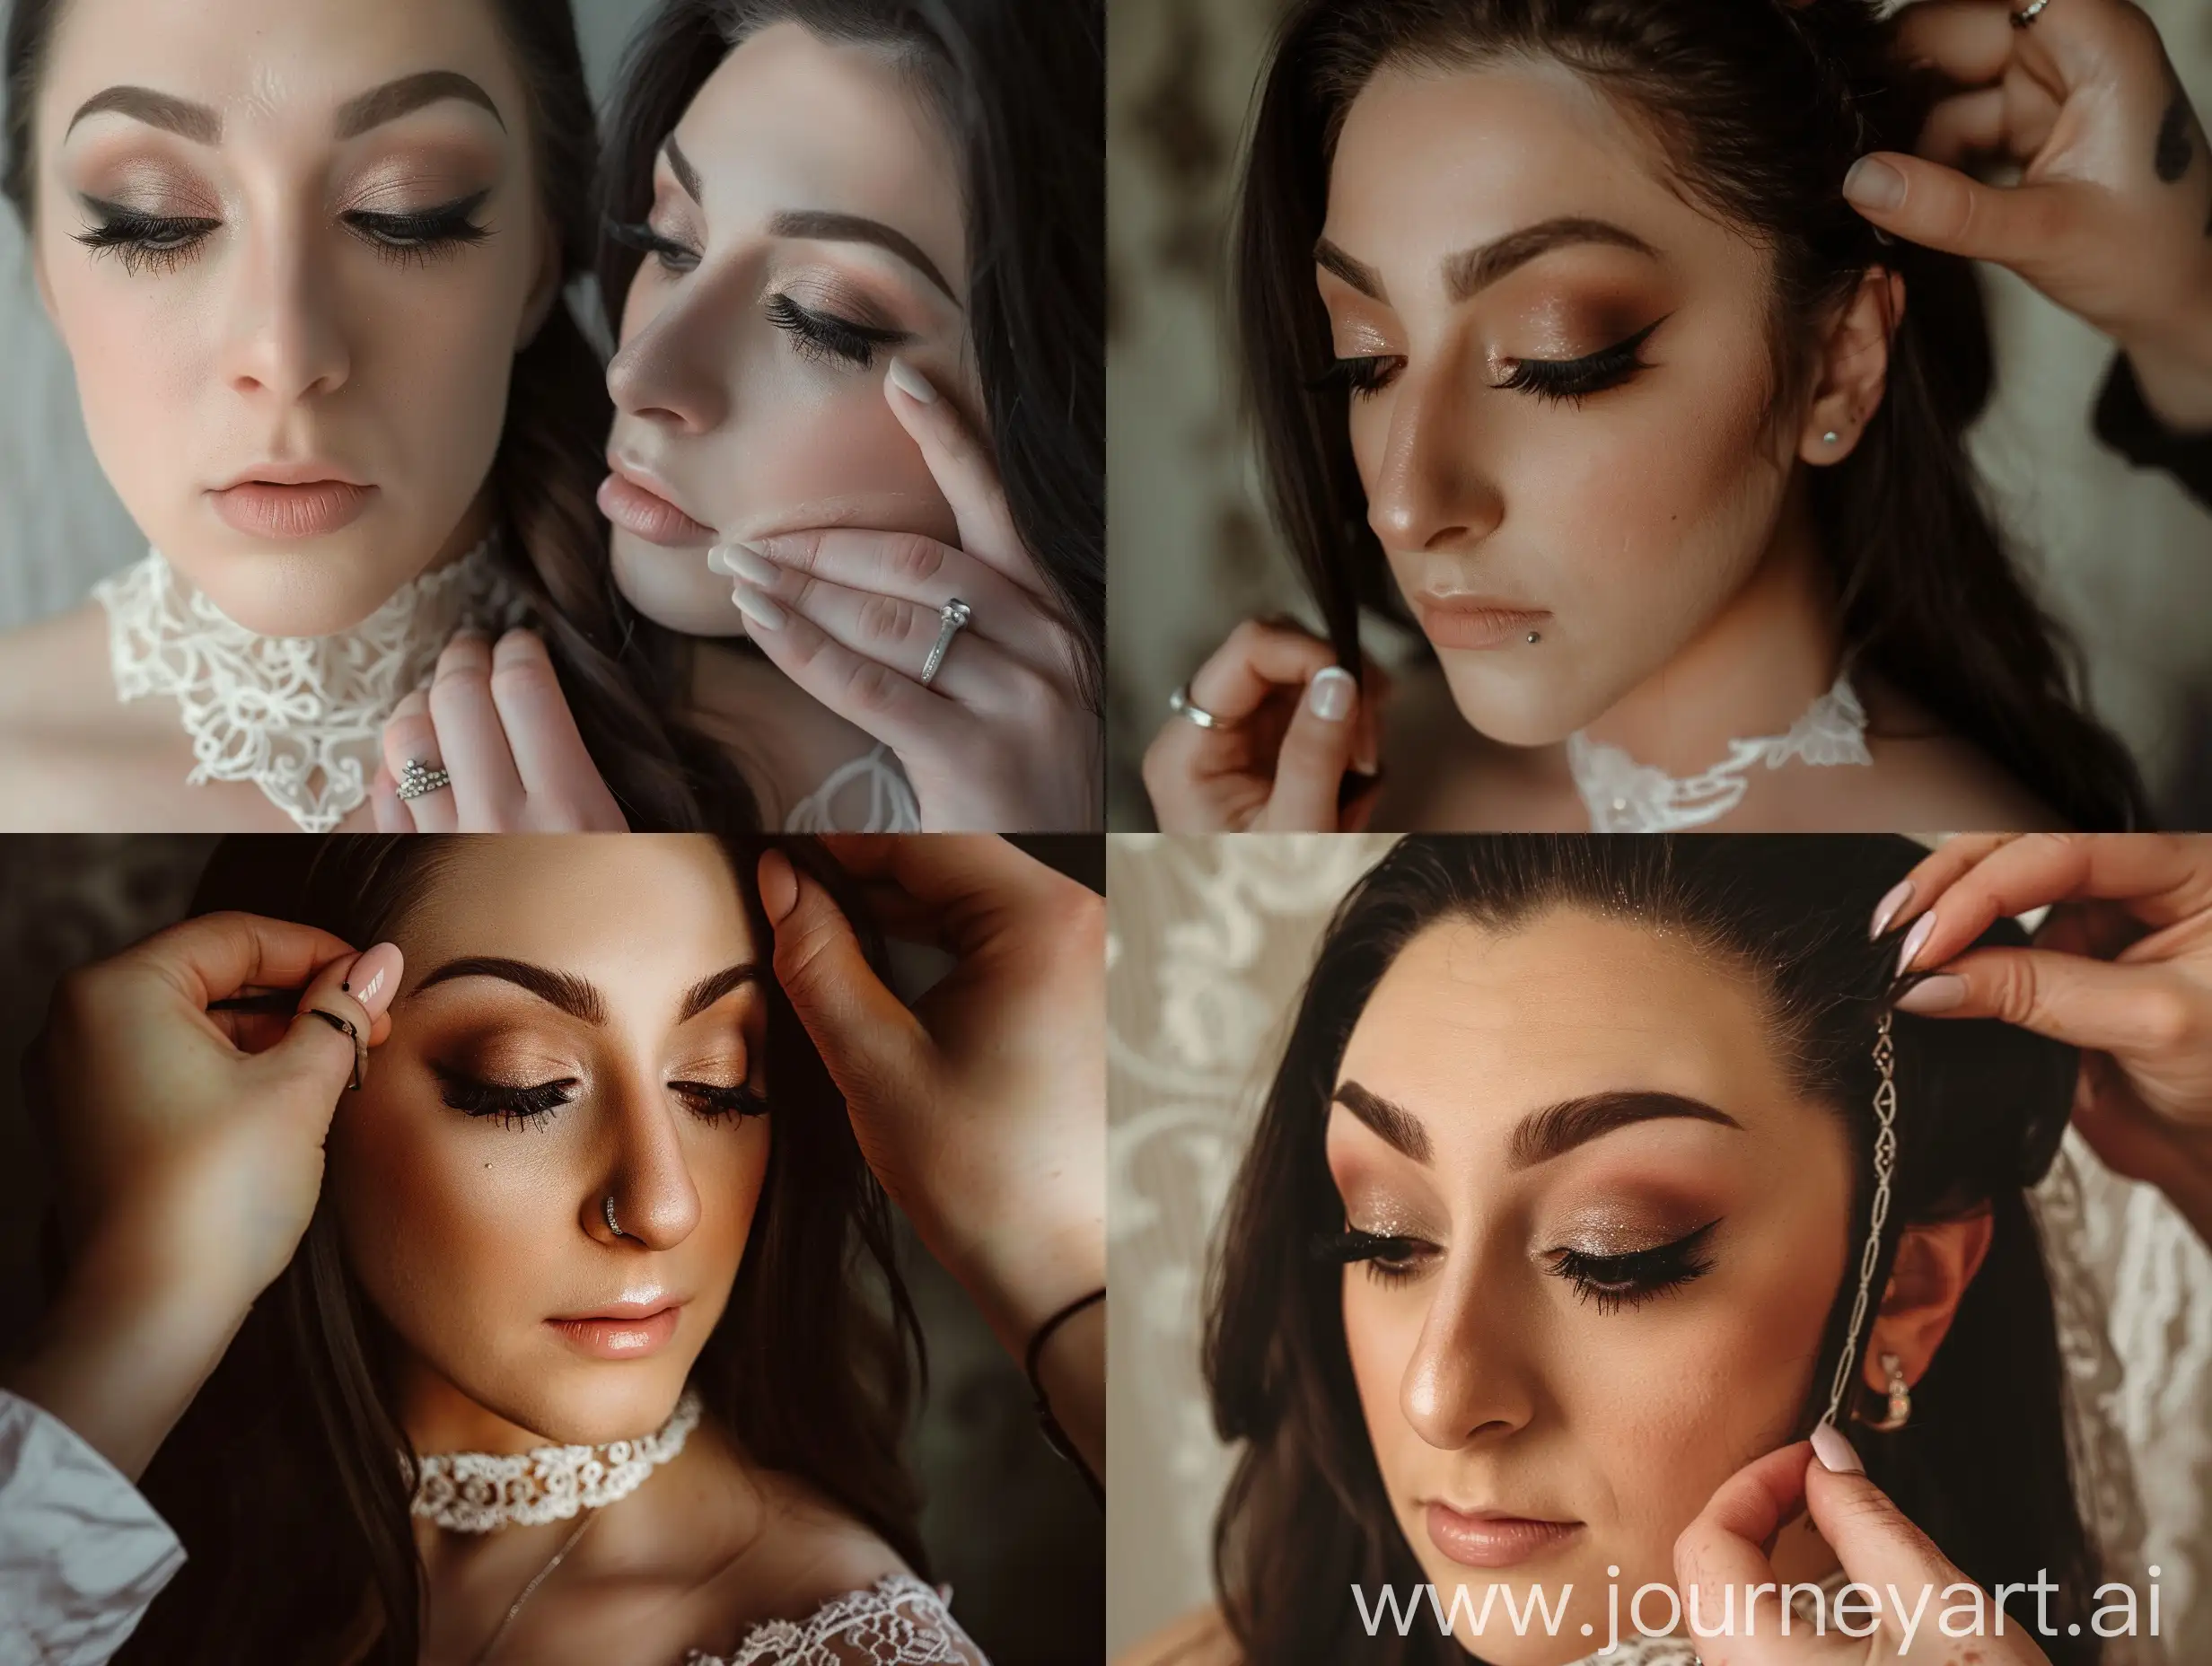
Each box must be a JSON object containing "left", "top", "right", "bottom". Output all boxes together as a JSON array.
[
  {"left": 3, "top": 0, "right": 759, "bottom": 831},
  {"left": 1235, "top": 0, "right": 2150, "bottom": 830},
  {"left": 113, "top": 835, "right": 920, "bottom": 1665},
  {"left": 1207, "top": 835, "right": 2102, "bottom": 1663},
  {"left": 596, "top": 0, "right": 1105, "bottom": 707}
]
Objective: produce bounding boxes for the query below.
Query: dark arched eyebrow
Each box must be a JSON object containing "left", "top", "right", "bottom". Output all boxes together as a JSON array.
[
  {"left": 67, "top": 87, "right": 219, "bottom": 144},
  {"left": 1315, "top": 215, "right": 1661, "bottom": 308},
  {"left": 66, "top": 71, "right": 505, "bottom": 146},
  {"left": 1331, "top": 1081, "right": 1740, "bottom": 1169},
  {"left": 408, "top": 956, "right": 760, "bottom": 1027}
]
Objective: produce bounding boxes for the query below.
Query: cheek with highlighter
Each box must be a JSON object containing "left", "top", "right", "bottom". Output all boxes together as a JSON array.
[{"left": 323, "top": 1050, "right": 767, "bottom": 1445}]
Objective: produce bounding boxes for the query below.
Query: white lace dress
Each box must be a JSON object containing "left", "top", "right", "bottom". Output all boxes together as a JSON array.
[{"left": 689, "top": 1575, "right": 983, "bottom": 1664}]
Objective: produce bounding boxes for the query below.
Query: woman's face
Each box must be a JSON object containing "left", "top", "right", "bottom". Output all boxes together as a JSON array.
[
  {"left": 602, "top": 21, "right": 976, "bottom": 637},
  {"left": 1321, "top": 60, "right": 1801, "bottom": 746},
  {"left": 1328, "top": 909, "right": 1852, "bottom": 1664},
  {"left": 328, "top": 836, "right": 769, "bottom": 1448},
  {"left": 30, "top": 0, "right": 553, "bottom": 636}
]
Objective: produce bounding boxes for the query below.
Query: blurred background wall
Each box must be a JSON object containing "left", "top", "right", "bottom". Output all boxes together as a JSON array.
[
  {"left": 1105, "top": 0, "right": 2212, "bottom": 828},
  {"left": 0, "top": 833, "right": 1104, "bottom": 1664}
]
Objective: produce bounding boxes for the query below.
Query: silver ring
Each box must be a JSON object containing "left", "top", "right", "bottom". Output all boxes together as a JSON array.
[
  {"left": 1168, "top": 683, "right": 1231, "bottom": 731},
  {"left": 604, "top": 1195, "right": 628, "bottom": 1239},
  {"left": 395, "top": 758, "right": 452, "bottom": 802},
  {"left": 2011, "top": 0, "right": 2054, "bottom": 26},
  {"left": 919, "top": 598, "right": 972, "bottom": 689}
]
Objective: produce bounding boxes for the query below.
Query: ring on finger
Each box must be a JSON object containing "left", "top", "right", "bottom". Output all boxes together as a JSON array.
[
  {"left": 303, "top": 1007, "right": 367, "bottom": 1091},
  {"left": 2010, "top": 0, "right": 2054, "bottom": 26},
  {"left": 1169, "top": 683, "right": 1233, "bottom": 732},
  {"left": 919, "top": 598, "right": 973, "bottom": 689},
  {"left": 396, "top": 758, "right": 452, "bottom": 802}
]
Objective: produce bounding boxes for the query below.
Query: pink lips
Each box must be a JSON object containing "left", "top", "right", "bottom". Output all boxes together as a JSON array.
[
  {"left": 210, "top": 479, "right": 375, "bottom": 539},
  {"left": 1425, "top": 1502, "right": 1584, "bottom": 1568},
  {"left": 546, "top": 1300, "right": 684, "bottom": 1360},
  {"left": 1411, "top": 595, "right": 1553, "bottom": 651},
  {"left": 599, "top": 465, "right": 715, "bottom": 548}
]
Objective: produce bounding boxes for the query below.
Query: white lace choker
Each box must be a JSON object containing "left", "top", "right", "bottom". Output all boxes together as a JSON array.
[
  {"left": 92, "top": 540, "right": 523, "bottom": 834},
  {"left": 412, "top": 1388, "right": 702, "bottom": 1533},
  {"left": 1566, "top": 672, "right": 1873, "bottom": 833}
]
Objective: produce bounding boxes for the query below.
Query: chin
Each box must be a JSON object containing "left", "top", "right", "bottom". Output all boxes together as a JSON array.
[
  {"left": 1435, "top": 653, "right": 1615, "bottom": 749},
  {"left": 158, "top": 518, "right": 437, "bottom": 638},
  {"left": 610, "top": 530, "right": 748, "bottom": 638},
  {"left": 493, "top": 1358, "right": 698, "bottom": 1447}
]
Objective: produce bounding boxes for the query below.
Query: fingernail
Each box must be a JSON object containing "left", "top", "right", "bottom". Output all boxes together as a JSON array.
[
  {"left": 1811, "top": 1422, "right": 1865, "bottom": 1475},
  {"left": 348, "top": 943, "right": 404, "bottom": 1020},
  {"left": 1870, "top": 880, "right": 1913, "bottom": 940},
  {"left": 758, "top": 849, "right": 799, "bottom": 926},
  {"left": 1308, "top": 666, "right": 1356, "bottom": 723},
  {"left": 1897, "top": 912, "right": 1936, "bottom": 976},
  {"left": 1843, "top": 155, "right": 1906, "bottom": 213},
  {"left": 733, "top": 584, "right": 786, "bottom": 633},
  {"left": 887, "top": 358, "right": 938, "bottom": 406},
  {"left": 1894, "top": 974, "right": 1967, "bottom": 1015},
  {"left": 707, "top": 543, "right": 741, "bottom": 577},
  {"left": 727, "top": 544, "right": 777, "bottom": 588}
]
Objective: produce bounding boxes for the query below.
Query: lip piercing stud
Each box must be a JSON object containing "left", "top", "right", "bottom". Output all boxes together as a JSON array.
[{"left": 1525, "top": 631, "right": 1542, "bottom": 644}]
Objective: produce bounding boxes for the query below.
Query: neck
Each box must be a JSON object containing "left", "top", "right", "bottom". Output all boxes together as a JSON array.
[{"left": 1577, "top": 477, "right": 1841, "bottom": 774}]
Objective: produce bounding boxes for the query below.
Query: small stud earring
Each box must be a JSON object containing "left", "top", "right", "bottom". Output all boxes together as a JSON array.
[
  {"left": 1823, "top": 431, "right": 1842, "bottom": 446},
  {"left": 1862, "top": 1352, "right": 1911, "bottom": 1432}
]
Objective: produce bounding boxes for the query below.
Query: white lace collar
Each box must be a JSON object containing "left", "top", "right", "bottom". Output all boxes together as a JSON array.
[
  {"left": 783, "top": 742, "right": 922, "bottom": 833},
  {"left": 411, "top": 1388, "right": 701, "bottom": 1534},
  {"left": 686, "top": 1574, "right": 978, "bottom": 1665},
  {"left": 1566, "top": 672, "right": 1872, "bottom": 833},
  {"left": 92, "top": 541, "right": 524, "bottom": 833}
]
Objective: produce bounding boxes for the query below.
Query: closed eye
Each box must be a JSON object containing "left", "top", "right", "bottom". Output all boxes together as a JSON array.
[{"left": 1497, "top": 316, "right": 1667, "bottom": 407}]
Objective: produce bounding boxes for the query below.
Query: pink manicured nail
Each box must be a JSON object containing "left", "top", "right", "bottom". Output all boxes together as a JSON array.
[
  {"left": 887, "top": 359, "right": 939, "bottom": 405},
  {"left": 1811, "top": 1422, "right": 1864, "bottom": 1474},
  {"left": 733, "top": 584, "right": 786, "bottom": 632},
  {"left": 347, "top": 943, "right": 403, "bottom": 1019},
  {"left": 1869, "top": 880, "right": 1912, "bottom": 940},
  {"left": 1894, "top": 974, "right": 1966, "bottom": 1015},
  {"left": 1896, "top": 912, "right": 1936, "bottom": 976}
]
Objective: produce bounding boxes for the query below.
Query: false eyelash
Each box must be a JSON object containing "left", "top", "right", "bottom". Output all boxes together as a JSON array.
[
  {"left": 670, "top": 1080, "right": 771, "bottom": 1121},
  {"left": 764, "top": 293, "right": 912, "bottom": 369},
  {"left": 1548, "top": 1219, "right": 1719, "bottom": 1315},
  {"left": 436, "top": 1069, "right": 580, "bottom": 1127},
  {"left": 74, "top": 201, "right": 222, "bottom": 276},
  {"left": 1312, "top": 1225, "right": 1429, "bottom": 1288},
  {"left": 343, "top": 190, "right": 492, "bottom": 268},
  {"left": 605, "top": 216, "right": 699, "bottom": 274},
  {"left": 1498, "top": 317, "right": 1667, "bottom": 408},
  {"left": 1308, "top": 355, "right": 1406, "bottom": 401}
]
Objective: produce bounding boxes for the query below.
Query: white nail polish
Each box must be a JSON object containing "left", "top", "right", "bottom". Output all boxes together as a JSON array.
[
  {"left": 887, "top": 358, "right": 938, "bottom": 405},
  {"left": 707, "top": 544, "right": 741, "bottom": 577},
  {"left": 733, "top": 585, "right": 786, "bottom": 632},
  {"left": 1308, "top": 666, "right": 1356, "bottom": 723},
  {"left": 1869, "top": 880, "right": 1912, "bottom": 940},
  {"left": 1811, "top": 1422, "right": 1864, "bottom": 1474},
  {"left": 1897, "top": 912, "right": 1936, "bottom": 976},
  {"left": 729, "top": 544, "right": 777, "bottom": 588}
]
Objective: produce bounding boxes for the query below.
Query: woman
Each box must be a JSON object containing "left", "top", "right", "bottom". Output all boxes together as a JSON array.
[
  {"left": 1130, "top": 836, "right": 2131, "bottom": 1665},
  {"left": 0, "top": 833, "right": 1108, "bottom": 1663},
  {"left": 378, "top": 0, "right": 1106, "bottom": 834},
  {"left": 1141, "top": 0, "right": 2170, "bottom": 835},
  {"left": 0, "top": 0, "right": 733, "bottom": 833}
]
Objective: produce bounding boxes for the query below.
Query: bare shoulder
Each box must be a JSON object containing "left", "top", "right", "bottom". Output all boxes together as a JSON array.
[
  {"left": 1116, "top": 1604, "right": 1242, "bottom": 1666},
  {"left": 0, "top": 604, "right": 150, "bottom": 829}
]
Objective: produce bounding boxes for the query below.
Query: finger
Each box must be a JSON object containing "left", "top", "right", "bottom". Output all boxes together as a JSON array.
[
  {"left": 730, "top": 530, "right": 1059, "bottom": 675},
  {"left": 1843, "top": 149, "right": 2087, "bottom": 269},
  {"left": 1186, "top": 618, "right": 1340, "bottom": 727},
  {"left": 370, "top": 767, "right": 409, "bottom": 834},
  {"left": 129, "top": 911, "right": 362, "bottom": 1016},
  {"left": 757, "top": 848, "right": 927, "bottom": 1108},
  {"left": 1920, "top": 84, "right": 2010, "bottom": 166},
  {"left": 486, "top": 631, "right": 618, "bottom": 811},
  {"left": 1671, "top": 1442, "right": 1818, "bottom": 1660},
  {"left": 1260, "top": 668, "right": 1359, "bottom": 831},
  {"left": 1892, "top": 1, "right": 2020, "bottom": 88},
  {"left": 728, "top": 570, "right": 1006, "bottom": 709},
  {"left": 381, "top": 690, "right": 455, "bottom": 834},
  {"left": 1894, "top": 946, "right": 2202, "bottom": 1059},
  {"left": 1799, "top": 1429, "right": 1973, "bottom": 1633},
  {"left": 1895, "top": 835, "right": 2212, "bottom": 975},
  {"left": 257, "top": 941, "right": 404, "bottom": 1106},
  {"left": 812, "top": 833, "right": 1082, "bottom": 960},
  {"left": 882, "top": 360, "right": 1039, "bottom": 598},
  {"left": 730, "top": 584, "right": 950, "bottom": 755},
  {"left": 1871, "top": 834, "right": 2018, "bottom": 937},
  {"left": 428, "top": 631, "right": 528, "bottom": 827}
]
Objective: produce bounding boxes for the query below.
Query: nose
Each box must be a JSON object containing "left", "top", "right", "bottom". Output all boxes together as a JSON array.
[
  {"left": 1364, "top": 355, "right": 1505, "bottom": 556},
  {"left": 606, "top": 280, "right": 733, "bottom": 434},
  {"left": 1399, "top": 1254, "right": 1536, "bottom": 1451},
  {"left": 216, "top": 204, "right": 350, "bottom": 403},
  {"left": 592, "top": 1076, "right": 704, "bottom": 1251}
]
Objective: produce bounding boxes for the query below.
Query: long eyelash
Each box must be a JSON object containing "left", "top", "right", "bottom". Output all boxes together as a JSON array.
[
  {"left": 764, "top": 293, "right": 911, "bottom": 370},
  {"left": 671, "top": 1080, "right": 770, "bottom": 1121},
  {"left": 604, "top": 217, "right": 698, "bottom": 274},
  {"left": 1311, "top": 1225, "right": 1426, "bottom": 1288},
  {"left": 1498, "top": 317, "right": 1667, "bottom": 408},
  {"left": 74, "top": 200, "right": 221, "bottom": 276},
  {"left": 1549, "top": 1219, "right": 1719, "bottom": 1315},
  {"left": 344, "top": 190, "right": 492, "bottom": 268},
  {"left": 1309, "top": 355, "right": 1405, "bottom": 401},
  {"left": 435, "top": 1068, "right": 580, "bottom": 1128}
]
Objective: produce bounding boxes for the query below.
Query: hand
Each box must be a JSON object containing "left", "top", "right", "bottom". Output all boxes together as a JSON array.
[
  {"left": 1846, "top": 0, "right": 2212, "bottom": 426},
  {"left": 6, "top": 916, "right": 400, "bottom": 1477},
  {"left": 1881, "top": 833, "right": 2212, "bottom": 1246},
  {"left": 1141, "top": 618, "right": 1387, "bottom": 831},
  {"left": 754, "top": 836, "right": 1104, "bottom": 1477},
  {"left": 1675, "top": 1428, "right": 2055, "bottom": 1662},
  {"left": 715, "top": 362, "right": 1101, "bottom": 831},
  {"left": 373, "top": 628, "right": 629, "bottom": 831}
]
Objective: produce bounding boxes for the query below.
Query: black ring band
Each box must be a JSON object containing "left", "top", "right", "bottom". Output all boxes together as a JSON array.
[
  {"left": 1024, "top": 1287, "right": 1105, "bottom": 1504},
  {"left": 304, "top": 1007, "right": 366, "bottom": 1092}
]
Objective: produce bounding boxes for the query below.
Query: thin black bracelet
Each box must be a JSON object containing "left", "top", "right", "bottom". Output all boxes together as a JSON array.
[{"left": 1024, "top": 1287, "right": 1104, "bottom": 1504}]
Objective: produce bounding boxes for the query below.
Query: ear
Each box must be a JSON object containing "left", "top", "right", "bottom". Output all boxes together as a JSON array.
[
  {"left": 516, "top": 215, "right": 565, "bottom": 350},
  {"left": 1862, "top": 1206, "right": 1995, "bottom": 1399},
  {"left": 1797, "top": 267, "right": 1906, "bottom": 468}
]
